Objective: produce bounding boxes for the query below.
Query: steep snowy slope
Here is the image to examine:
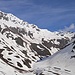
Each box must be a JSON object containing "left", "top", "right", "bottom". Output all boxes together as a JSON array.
[
  {"left": 0, "top": 11, "right": 75, "bottom": 75},
  {"left": 34, "top": 38, "right": 75, "bottom": 75}
]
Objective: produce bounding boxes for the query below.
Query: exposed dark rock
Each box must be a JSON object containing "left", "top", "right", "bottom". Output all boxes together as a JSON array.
[
  {"left": 64, "top": 69, "right": 71, "bottom": 72},
  {"left": 1, "top": 27, "right": 9, "bottom": 34},
  {"left": 71, "top": 55, "right": 75, "bottom": 59},
  {"left": 14, "top": 56, "right": 20, "bottom": 58},
  {"left": 0, "top": 12, "right": 3, "bottom": 19},
  {"left": 7, "top": 58, "right": 12, "bottom": 61},
  {"left": 25, "top": 59, "right": 31, "bottom": 63},
  {"left": 73, "top": 41, "right": 75, "bottom": 44},
  {"left": 6, "top": 33, "right": 14, "bottom": 40},
  {"left": 22, "top": 59, "right": 31, "bottom": 68},
  {"left": 19, "top": 28, "right": 27, "bottom": 35},
  {"left": 71, "top": 50, "right": 74, "bottom": 52},
  {"left": 48, "top": 70, "right": 60, "bottom": 75},
  {"left": 54, "top": 67, "right": 61, "bottom": 70},
  {"left": 57, "top": 38, "right": 69, "bottom": 49},
  {"left": 0, "top": 25, "right": 2, "bottom": 32},
  {"left": 28, "top": 31, "right": 33, "bottom": 39},
  {"left": 11, "top": 46, "right": 14, "bottom": 50},
  {"left": 4, "top": 47, "right": 11, "bottom": 51},
  {"left": 3, "top": 16, "right": 9, "bottom": 21},
  {"left": 9, "top": 27, "right": 27, "bottom": 36},
  {"left": 8, "top": 53, "right": 13, "bottom": 55},
  {"left": 73, "top": 46, "right": 75, "bottom": 49},
  {"left": 36, "top": 28, "right": 40, "bottom": 31},
  {"left": 0, "top": 12, "right": 8, "bottom": 21},
  {"left": 42, "top": 38, "right": 69, "bottom": 50},
  {"left": 9, "top": 27, "right": 18, "bottom": 34},
  {"left": 15, "top": 37, "right": 24, "bottom": 47},
  {"left": 17, "top": 62, "right": 23, "bottom": 67},
  {"left": 0, "top": 54, "right": 3, "bottom": 58},
  {"left": 0, "top": 49, "right": 4, "bottom": 53},
  {"left": 32, "top": 56, "right": 36, "bottom": 59},
  {"left": 21, "top": 50, "right": 28, "bottom": 57},
  {"left": 0, "top": 54, "right": 28, "bottom": 72},
  {"left": 32, "top": 25, "right": 36, "bottom": 28},
  {"left": 30, "top": 43, "right": 51, "bottom": 56}
]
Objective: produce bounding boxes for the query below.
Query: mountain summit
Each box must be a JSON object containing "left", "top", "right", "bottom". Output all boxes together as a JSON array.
[{"left": 0, "top": 11, "right": 75, "bottom": 75}]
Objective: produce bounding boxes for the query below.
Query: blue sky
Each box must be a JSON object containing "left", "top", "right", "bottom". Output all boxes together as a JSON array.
[{"left": 0, "top": 0, "right": 75, "bottom": 31}]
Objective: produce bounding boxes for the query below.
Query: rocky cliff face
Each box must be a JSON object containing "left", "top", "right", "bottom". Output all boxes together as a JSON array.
[{"left": 0, "top": 11, "right": 74, "bottom": 75}]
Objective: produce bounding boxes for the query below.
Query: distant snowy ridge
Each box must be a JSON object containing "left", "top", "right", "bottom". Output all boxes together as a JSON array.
[{"left": 0, "top": 11, "right": 75, "bottom": 75}]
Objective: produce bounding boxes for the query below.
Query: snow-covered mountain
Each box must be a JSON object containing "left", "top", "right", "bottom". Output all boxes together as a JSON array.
[
  {"left": 34, "top": 38, "right": 75, "bottom": 75},
  {"left": 0, "top": 11, "right": 75, "bottom": 75}
]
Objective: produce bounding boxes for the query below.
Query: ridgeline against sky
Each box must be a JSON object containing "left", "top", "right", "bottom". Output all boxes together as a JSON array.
[{"left": 0, "top": 0, "right": 75, "bottom": 31}]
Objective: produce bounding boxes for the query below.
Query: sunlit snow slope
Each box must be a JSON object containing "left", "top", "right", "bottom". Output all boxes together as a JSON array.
[{"left": 34, "top": 38, "right": 75, "bottom": 75}]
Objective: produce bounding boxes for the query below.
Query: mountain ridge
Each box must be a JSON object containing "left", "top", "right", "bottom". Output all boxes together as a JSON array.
[{"left": 0, "top": 11, "right": 75, "bottom": 75}]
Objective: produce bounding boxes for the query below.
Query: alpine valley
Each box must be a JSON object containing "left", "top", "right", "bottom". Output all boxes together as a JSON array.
[{"left": 0, "top": 11, "right": 75, "bottom": 75}]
